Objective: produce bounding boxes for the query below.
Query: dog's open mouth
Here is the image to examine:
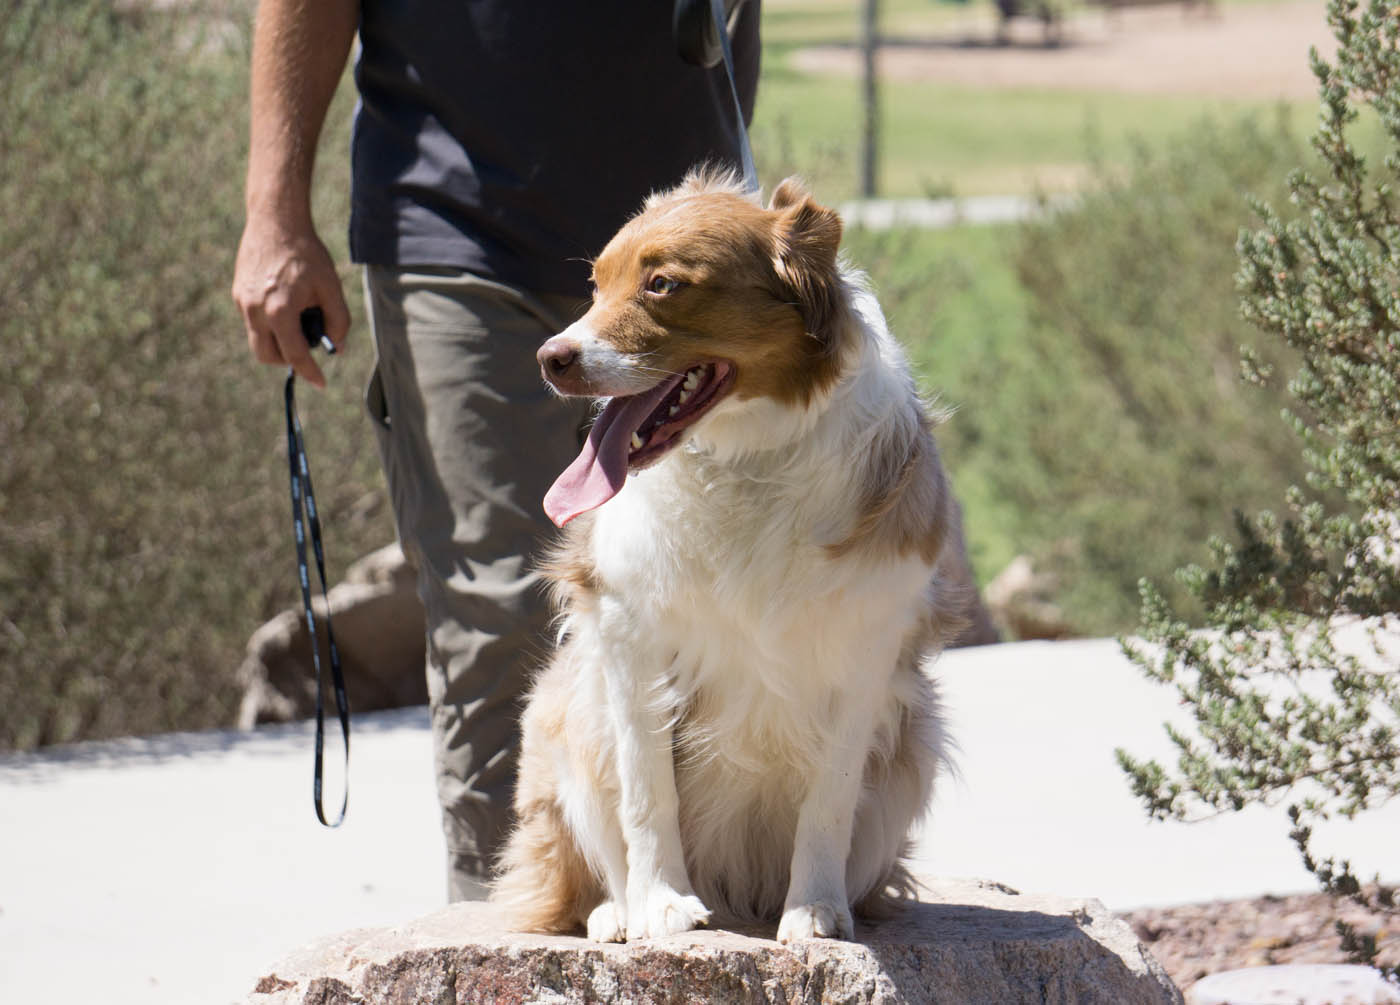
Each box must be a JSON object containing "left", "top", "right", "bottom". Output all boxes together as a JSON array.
[
  {"left": 626, "top": 361, "right": 735, "bottom": 468},
  {"left": 543, "top": 361, "right": 735, "bottom": 527}
]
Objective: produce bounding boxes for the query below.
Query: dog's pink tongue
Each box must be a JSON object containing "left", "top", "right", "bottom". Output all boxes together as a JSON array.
[{"left": 543, "top": 379, "right": 678, "bottom": 527}]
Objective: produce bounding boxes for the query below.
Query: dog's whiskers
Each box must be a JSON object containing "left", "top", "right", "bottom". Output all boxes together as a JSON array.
[{"left": 630, "top": 363, "right": 688, "bottom": 379}]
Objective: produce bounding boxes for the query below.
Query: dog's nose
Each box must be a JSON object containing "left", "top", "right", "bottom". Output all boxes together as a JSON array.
[{"left": 538, "top": 336, "right": 580, "bottom": 381}]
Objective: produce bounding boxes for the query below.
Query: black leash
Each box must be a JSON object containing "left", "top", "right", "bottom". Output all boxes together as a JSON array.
[
  {"left": 675, "top": 0, "right": 758, "bottom": 193},
  {"left": 285, "top": 306, "right": 349, "bottom": 828},
  {"left": 280, "top": 9, "right": 747, "bottom": 830},
  {"left": 706, "top": 0, "right": 758, "bottom": 192}
]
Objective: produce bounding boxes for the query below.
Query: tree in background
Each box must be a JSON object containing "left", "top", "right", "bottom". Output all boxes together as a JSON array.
[{"left": 1119, "top": 0, "right": 1398, "bottom": 978}]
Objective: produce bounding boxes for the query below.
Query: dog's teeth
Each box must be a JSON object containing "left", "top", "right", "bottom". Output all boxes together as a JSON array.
[
  {"left": 630, "top": 433, "right": 643, "bottom": 450},
  {"left": 683, "top": 371, "right": 701, "bottom": 390},
  {"left": 677, "top": 390, "right": 690, "bottom": 405},
  {"left": 669, "top": 405, "right": 679, "bottom": 416}
]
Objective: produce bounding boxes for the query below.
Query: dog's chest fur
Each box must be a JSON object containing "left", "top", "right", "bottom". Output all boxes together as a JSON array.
[{"left": 565, "top": 326, "right": 940, "bottom": 774}]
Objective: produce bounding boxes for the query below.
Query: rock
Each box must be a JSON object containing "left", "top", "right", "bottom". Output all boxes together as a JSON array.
[
  {"left": 983, "top": 554, "right": 1073, "bottom": 641},
  {"left": 1125, "top": 888, "right": 1400, "bottom": 990},
  {"left": 237, "top": 544, "right": 427, "bottom": 728},
  {"left": 246, "top": 877, "right": 1181, "bottom": 1004}
]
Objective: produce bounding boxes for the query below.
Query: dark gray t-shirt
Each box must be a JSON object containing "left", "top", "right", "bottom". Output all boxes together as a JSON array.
[{"left": 350, "top": 1, "right": 760, "bottom": 298}]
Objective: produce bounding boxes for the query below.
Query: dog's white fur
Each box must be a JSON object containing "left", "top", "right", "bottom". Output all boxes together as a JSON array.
[{"left": 492, "top": 173, "right": 965, "bottom": 943}]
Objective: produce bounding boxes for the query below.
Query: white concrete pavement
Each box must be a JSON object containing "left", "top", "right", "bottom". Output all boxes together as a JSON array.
[
  {"left": 837, "top": 194, "right": 1074, "bottom": 230},
  {"left": 2, "top": 638, "right": 1397, "bottom": 1005}
]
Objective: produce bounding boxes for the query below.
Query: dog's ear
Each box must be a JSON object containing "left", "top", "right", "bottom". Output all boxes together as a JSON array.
[
  {"left": 769, "top": 178, "right": 843, "bottom": 348},
  {"left": 769, "top": 176, "right": 813, "bottom": 213}
]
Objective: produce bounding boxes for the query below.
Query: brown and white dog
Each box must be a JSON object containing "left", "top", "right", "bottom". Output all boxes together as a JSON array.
[{"left": 491, "top": 171, "right": 971, "bottom": 943}]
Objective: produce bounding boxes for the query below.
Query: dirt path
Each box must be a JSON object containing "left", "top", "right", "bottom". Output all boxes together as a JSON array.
[
  {"left": 793, "top": 0, "right": 1337, "bottom": 98},
  {"left": 1124, "top": 888, "right": 1399, "bottom": 991}
]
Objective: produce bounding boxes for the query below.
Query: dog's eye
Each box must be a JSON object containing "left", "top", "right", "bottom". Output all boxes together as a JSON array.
[{"left": 647, "top": 275, "right": 680, "bottom": 296}]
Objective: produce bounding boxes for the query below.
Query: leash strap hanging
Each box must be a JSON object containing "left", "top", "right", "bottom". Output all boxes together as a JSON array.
[
  {"left": 285, "top": 308, "right": 349, "bottom": 827},
  {"left": 707, "top": 0, "right": 759, "bottom": 193}
]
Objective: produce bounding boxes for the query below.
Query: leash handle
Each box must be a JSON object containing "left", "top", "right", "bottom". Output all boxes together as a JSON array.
[{"left": 286, "top": 307, "right": 349, "bottom": 827}]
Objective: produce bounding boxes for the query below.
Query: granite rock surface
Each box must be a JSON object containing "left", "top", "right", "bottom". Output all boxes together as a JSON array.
[{"left": 247, "top": 877, "right": 1182, "bottom": 1004}]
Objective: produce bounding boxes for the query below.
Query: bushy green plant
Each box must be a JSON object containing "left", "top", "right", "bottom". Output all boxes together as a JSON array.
[
  {"left": 920, "top": 114, "right": 1322, "bottom": 634},
  {"left": 1119, "top": 0, "right": 1398, "bottom": 978},
  {"left": 0, "top": 1, "right": 391, "bottom": 750},
  {"left": 838, "top": 114, "right": 1335, "bottom": 637}
]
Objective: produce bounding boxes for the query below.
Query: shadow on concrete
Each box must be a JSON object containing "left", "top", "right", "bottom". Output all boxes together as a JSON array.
[{"left": 0, "top": 704, "right": 428, "bottom": 781}]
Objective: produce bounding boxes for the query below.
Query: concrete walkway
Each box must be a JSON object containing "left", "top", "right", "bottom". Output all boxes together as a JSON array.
[
  {"left": 2, "top": 638, "right": 1396, "bottom": 1005},
  {"left": 837, "top": 194, "right": 1073, "bottom": 230}
]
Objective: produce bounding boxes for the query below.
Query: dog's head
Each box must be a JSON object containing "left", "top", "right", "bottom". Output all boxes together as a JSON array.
[{"left": 540, "top": 171, "right": 848, "bottom": 526}]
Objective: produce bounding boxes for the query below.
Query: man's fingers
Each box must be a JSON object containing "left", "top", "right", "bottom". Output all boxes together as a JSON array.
[
  {"left": 243, "top": 304, "right": 287, "bottom": 365},
  {"left": 270, "top": 306, "right": 326, "bottom": 388},
  {"left": 318, "top": 279, "right": 352, "bottom": 352}
]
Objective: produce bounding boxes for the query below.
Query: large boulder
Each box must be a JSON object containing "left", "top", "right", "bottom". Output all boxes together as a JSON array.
[
  {"left": 246, "top": 877, "right": 1181, "bottom": 1004},
  {"left": 237, "top": 544, "right": 427, "bottom": 727}
]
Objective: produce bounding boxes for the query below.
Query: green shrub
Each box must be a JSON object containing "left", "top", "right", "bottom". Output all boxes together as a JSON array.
[
  {"left": 1119, "top": 0, "right": 1398, "bottom": 977},
  {"left": 0, "top": 1, "right": 391, "bottom": 750},
  {"left": 847, "top": 113, "right": 1326, "bottom": 637},
  {"left": 969, "top": 115, "right": 1321, "bottom": 634}
]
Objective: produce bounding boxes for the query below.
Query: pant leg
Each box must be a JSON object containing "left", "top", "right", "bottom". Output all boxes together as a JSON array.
[{"left": 362, "top": 265, "right": 590, "bottom": 901}]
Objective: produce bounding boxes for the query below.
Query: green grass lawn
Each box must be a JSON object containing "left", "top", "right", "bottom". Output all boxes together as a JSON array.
[
  {"left": 756, "top": 74, "right": 1318, "bottom": 198},
  {"left": 754, "top": 0, "right": 1320, "bottom": 199}
]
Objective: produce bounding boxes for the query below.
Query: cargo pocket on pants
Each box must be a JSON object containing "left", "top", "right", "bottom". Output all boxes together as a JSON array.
[{"left": 365, "top": 364, "right": 392, "bottom": 431}]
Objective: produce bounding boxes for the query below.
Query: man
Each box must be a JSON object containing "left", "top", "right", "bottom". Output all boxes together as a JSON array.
[{"left": 233, "top": 0, "right": 760, "bottom": 900}]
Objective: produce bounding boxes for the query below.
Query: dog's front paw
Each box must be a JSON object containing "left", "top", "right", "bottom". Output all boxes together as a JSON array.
[
  {"left": 586, "top": 900, "right": 628, "bottom": 943},
  {"left": 626, "top": 886, "right": 711, "bottom": 940},
  {"left": 777, "top": 901, "right": 854, "bottom": 943}
]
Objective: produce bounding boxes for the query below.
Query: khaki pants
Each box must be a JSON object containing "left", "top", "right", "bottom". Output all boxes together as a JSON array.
[{"left": 363, "top": 266, "right": 589, "bottom": 901}]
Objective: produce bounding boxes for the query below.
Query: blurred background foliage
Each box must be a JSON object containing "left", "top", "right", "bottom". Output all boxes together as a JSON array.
[
  {"left": 0, "top": 0, "right": 1339, "bottom": 748},
  {"left": 0, "top": 0, "right": 392, "bottom": 749},
  {"left": 931, "top": 118, "right": 1320, "bottom": 633}
]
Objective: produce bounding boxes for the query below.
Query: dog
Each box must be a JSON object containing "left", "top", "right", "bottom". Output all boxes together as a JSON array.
[{"left": 491, "top": 170, "right": 973, "bottom": 944}]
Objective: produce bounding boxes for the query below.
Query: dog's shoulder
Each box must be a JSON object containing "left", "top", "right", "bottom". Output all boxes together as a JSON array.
[{"left": 827, "top": 400, "right": 952, "bottom": 567}]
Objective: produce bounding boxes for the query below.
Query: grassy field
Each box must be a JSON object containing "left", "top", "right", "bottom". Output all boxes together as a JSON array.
[
  {"left": 757, "top": 74, "right": 1318, "bottom": 197},
  {"left": 754, "top": 0, "right": 1320, "bottom": 198}
]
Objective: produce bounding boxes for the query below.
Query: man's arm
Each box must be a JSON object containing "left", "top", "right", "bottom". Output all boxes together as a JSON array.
[{"left": 232, "top": 0, "right": 359, "bottom": 388}]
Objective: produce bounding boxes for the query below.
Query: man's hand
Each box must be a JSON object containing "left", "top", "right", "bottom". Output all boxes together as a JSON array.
[
  {"left": 232, "top": 215, "right": 350, "bottom": 389},
  {"left": 232, "top": 0, "right": 358, "bottom": 387}
]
